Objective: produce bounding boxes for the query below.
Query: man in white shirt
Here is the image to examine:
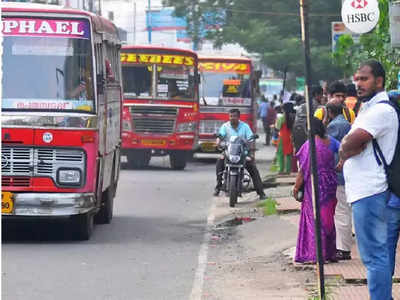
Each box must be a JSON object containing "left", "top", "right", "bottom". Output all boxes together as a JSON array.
[{"left": 340, "top": 60, "right": 399, "bottom": 300}]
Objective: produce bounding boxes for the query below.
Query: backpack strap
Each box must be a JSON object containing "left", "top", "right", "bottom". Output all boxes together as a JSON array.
[
  {"left": 372, "top": 139, "right": 388, "bottom": 169},
  {"left": 372, "top": 100, "right": 400, "bottom": 170}
]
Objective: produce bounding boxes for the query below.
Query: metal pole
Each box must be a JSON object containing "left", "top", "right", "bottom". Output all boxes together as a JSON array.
[
  {"left": 192, "top": 1, "right": 199, "bottom": 51},
  {"left": 280, "top": 66, "right": 288, "bottom": 103},
  {"left": 133, "top": 1, "right": 137, "bottom": 44},
  {"left": 299, "top": 0, "right": 326, "bottom": 299},
  {"left": 148, "top": 0, "right": 152, "bottom": 44}
]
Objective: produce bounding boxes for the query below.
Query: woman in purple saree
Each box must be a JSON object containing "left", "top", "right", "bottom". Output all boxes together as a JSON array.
[{"left": 293, "top": 118, "right": 338, "bottom": 263}]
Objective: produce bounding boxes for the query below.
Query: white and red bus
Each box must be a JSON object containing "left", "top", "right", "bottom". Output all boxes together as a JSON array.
[
  {"left": 120, "top": 46, "right": 200, "bottom": 170},
  {"left": 197, "top": 56, "right": 259, "bottom": 152},
  {"left": 1, "top": 2, "right": 123, "bottom": 240}
]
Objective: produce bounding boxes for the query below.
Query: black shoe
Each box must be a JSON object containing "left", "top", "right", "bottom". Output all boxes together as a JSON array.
[
  {"left": 259, "top": 193, "right": 267, "bottom": 200},
  {"left": 213, "top": 188, "right": 220, "bottom": 196},
  {"left": 336, "top": 249, "right": 351, "bottom": 260}
]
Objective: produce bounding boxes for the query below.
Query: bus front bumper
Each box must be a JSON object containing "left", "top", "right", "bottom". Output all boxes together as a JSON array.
[{"left": 2, "top": 192, "right": 96, "bottom": 217}]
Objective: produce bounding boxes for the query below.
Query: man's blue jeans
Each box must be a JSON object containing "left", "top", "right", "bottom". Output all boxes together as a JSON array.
[
  {"left": 352, "top": 190, "right": 392, "bottom": 300},
  {"left": 387, "top": 203, "right": 400, "bottom": 277}
]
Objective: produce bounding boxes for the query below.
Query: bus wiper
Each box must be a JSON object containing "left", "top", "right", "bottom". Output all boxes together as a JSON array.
[
  {"left": 42, "top": 123, "right": 60, "bottom": 127},
  {"left": 201, "top": 97, "right": 207, "bottom": 106}
]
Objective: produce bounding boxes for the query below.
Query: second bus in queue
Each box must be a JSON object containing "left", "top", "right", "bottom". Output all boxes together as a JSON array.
[{"left": 120, "top": 46, "right": 200, "bottom": 170}]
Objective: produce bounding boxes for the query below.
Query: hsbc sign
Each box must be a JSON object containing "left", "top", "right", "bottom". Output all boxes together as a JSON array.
[{"left": 341, "top": 0, "right": 380, "bottom": 34}]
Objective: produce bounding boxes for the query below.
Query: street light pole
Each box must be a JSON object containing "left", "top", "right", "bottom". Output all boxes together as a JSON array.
[
  {"left": 299, "top": 0, "right": 326, "bottom": 299},
  {"left": 148, "top": 0, "right": 152, "bottom": 44}
]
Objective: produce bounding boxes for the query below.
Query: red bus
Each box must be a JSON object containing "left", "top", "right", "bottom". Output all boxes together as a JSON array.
[
  {"left": 1, "top": 2, "right": 123, "bottom": 240},
  {"left": 120, "top": 46, "right": 200, "bottom": 170},
  {"left": 197, "top": 56, "right": 259, "bottom": 152}
]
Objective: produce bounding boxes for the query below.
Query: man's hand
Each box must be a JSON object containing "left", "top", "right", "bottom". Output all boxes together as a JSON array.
[{"left": 339, "top": 128, "right": 372, "bottom": 161}]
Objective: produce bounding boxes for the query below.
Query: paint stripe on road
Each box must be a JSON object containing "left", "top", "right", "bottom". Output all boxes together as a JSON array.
[{"left": 190, "top": 198, "right": 217, "bottom": 300}]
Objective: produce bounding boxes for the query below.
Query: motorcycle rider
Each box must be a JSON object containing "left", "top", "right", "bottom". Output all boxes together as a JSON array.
[{"left": 214, "top": 108, "right": 267, "bottom": 200}]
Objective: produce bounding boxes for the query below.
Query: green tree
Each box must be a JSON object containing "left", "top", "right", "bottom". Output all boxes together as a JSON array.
[
  {"left": 333, "top": 0, "right": 400, "bottom": 89},
  {"left": 163, "top": 0, "right": 343, "bottom": 82}
]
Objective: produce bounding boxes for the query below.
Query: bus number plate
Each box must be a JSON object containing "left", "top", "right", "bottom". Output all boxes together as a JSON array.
[
  {"left": 2, "top": 192, "right": 14, "bottom": 214},
  {"left": 142, "top": 139, "right": 166, "bottom": 146},
  {"left": 201, "top": 142, "right": 216, "bottom": 152}
]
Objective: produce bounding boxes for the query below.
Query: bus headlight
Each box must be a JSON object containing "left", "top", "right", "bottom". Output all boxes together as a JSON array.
[
  {"left": 177, "top": 122, "right": 196, "bottom": 133},
  {"left": 57, "top": 169, "right": 81, "bottom": 185}
]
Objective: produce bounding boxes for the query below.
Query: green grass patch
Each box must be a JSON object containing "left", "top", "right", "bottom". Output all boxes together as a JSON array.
[
  {"left": 269, "top": 163, "right": 278, "bottom": 172},
  {"left": 257, "top": 197, "right": 277, "bottom": 216}
]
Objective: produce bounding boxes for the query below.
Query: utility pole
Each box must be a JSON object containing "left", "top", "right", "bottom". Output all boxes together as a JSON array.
[
  {"left": 192, "top": 0, "right": 200, "bottom": 51},
  {"left": 133, "top": 1, "right": 137, "bottom": 44},
  {"left": 147, "top": 0, "right": 152, "bottom": 44},
  {"left": 299, "top": 0, "right": 326, "bottom": 299}
]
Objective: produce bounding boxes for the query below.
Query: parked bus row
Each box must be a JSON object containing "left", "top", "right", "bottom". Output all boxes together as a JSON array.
[{"left": 1, "top": 2, "right": 260, "bottom": 240}]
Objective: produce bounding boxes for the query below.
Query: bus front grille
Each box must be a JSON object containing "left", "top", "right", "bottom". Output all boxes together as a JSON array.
[{"left": 130, "top": 106, "right": 177, "bottom": 135}]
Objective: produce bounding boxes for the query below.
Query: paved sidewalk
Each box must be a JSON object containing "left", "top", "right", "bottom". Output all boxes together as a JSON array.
[
  {"left": 269, "top": 172, "right": 400, "bottom": 299},
  {"left": 253, "top": 130, "right": 400, "bottom": 299}
]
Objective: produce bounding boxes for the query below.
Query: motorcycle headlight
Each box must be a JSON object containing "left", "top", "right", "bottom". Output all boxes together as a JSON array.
[
  {"left": 229, "top": 155, "right": 241, "bottom": 163},
  {"left": 57, "top": 168, "right": 81, "bottom": 185},
  {"left": 177, "top": 122, "right": 196, "bottom": 133}
]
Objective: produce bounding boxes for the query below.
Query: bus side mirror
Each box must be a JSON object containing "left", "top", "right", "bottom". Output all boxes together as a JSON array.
[
  {"left": 254, "top": 70, "right": 262, "bottom": 79},
  {"left": 97, "top": 74, "right": 105, "bottom": 94}
]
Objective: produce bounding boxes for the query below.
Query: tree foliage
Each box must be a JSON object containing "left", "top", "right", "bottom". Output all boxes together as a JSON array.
[
  {"left": 162, "top": 0, "right": 343, "bottom": 83},
  {"left": 333, "top": 0, "right": 400, "bottom": 89}
]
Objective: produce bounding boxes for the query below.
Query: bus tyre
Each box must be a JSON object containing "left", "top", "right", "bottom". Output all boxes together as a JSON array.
[
  {"left": 127, "top": 150, "right": 151, "bottom": 169},
  {"left": 72, "top": 213, "right": 94, "bottom": 241},
  {"left": 170, "top": 151, "right": 187, "bottom": 170},
  {"left": 229, "top": 175, "right": 238, "bottom": 208},
  {"left": 95, "top": 186, "right": 114, "bottom": 224}
]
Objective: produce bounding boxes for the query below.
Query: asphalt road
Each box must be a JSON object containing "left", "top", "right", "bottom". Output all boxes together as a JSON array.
[{"left": 2, "top": 156, "right": 217, "bottom": 300}]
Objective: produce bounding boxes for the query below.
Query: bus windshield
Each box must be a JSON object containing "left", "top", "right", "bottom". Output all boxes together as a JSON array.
[
  {"left": 2, "top": 35, "right": 94, "bottom": 112},
  {"left": 200, "top": 72, "right": 251, "bottom": 106},
  {"left": 122, "top": 63, "right": 196, "bottom": 101}
]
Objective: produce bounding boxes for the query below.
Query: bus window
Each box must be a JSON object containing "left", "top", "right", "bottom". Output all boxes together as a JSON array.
[
  {"left": 156, "top": 65, "right": 195, "bottom": 100},
  {"left": 122, "top": 66, "right": 152, "bottom": 98}
]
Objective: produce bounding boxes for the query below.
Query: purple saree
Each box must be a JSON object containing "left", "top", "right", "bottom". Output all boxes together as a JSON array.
[{"left": 295, "top": 138, "right": 338, "bottom": 263}]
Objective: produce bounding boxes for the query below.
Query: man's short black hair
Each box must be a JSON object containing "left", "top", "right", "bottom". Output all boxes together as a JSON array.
[
  {"left": 229, "top": 108, "right": 241, "bottom": 116},
  {"left": 311, "top": 85, "right": 323, "bottom": 97},
  {"left": 346, "top": 83, "right": 357, "bottom": 97},
  {"left": 328, "top": 81, "right": 347, "bottom": 95},
  {"left": 359, "top": 60, "right": 386, "bottom": 88},
  {"left": 326, "top": 102, "right": 342, "bottom": 117}
]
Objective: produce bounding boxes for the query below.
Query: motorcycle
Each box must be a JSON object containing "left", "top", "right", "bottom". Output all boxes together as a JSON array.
[{"left": 218, "top": 134, "right": 258, "bottom": 207}]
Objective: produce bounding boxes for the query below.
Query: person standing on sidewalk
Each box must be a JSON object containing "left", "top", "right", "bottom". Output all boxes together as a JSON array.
[
  {"left": 292, "top": 86, "right": 324, "bottom": 154},
  {"left": 326, "top": 102, "right": 352, "bottom": 260},
  {"left": 275, "top": 102, "right": 295, "bottom": 174},
  {"left": 266, "top": 100, "right": 277, "bottom": 146},
  {"left": 315, "top": 81, "right": 356, "bottom": 125},
  {"left": 293, "top": 117, "right": 338, "bottom": 263},
  {"left": 340, "top": 60, "right": 399, "bottom": 300},
  {"left": 258, "top": 96, "right": 270, "bottom": 145}
]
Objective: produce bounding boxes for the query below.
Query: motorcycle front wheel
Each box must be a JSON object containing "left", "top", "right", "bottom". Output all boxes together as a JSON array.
[{"left": 229, "top": 174, "right": 238, "bottom": 207}]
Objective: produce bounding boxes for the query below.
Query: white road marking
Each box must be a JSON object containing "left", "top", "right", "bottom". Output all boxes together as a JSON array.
[{"left": 190, "top": 198, "right": 217, "bottom": 300}]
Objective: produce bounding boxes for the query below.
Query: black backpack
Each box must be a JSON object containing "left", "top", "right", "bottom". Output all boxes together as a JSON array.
[
  {"left": 372, "top": 100, "right": 400, "bottom": 197},
  {"left": 292, "top": 103, "right": 308, "bottom": 153}
]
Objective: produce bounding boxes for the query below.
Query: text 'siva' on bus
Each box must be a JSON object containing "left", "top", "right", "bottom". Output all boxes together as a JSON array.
[
  {"left": 1, "top": 2, "right": 123, "bottom": 240},
  {"left": 120, "top": 46, "right": 200, "bottom": 170},
  {"left": 197, "top": 56, "right": 259, "bottom": 152}
]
